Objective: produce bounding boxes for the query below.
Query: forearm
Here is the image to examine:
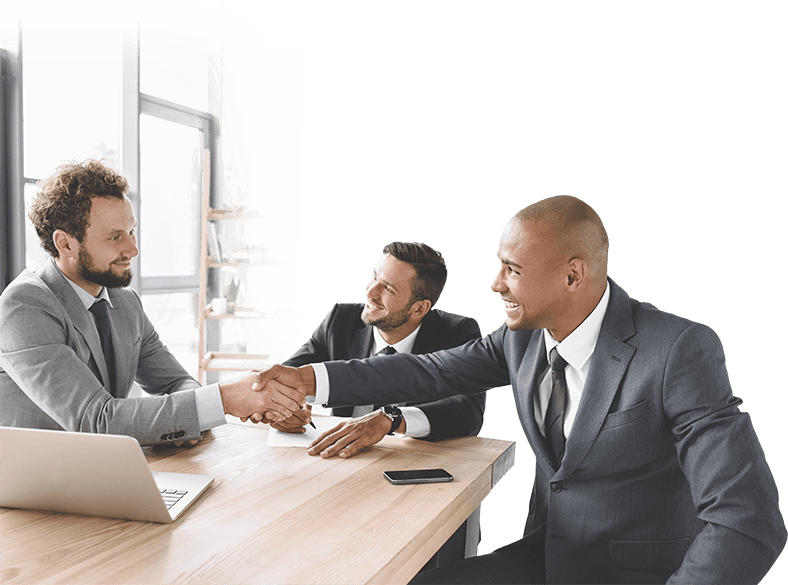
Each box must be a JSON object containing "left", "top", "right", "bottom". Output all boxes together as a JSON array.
[
  {"left": 669, "top": 522, "right": 786, "bottom": 585},
  {"left": 324, "top": 347, "right": 505, "bottom": 409}
]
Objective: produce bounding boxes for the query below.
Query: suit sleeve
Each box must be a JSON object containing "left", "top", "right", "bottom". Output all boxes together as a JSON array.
[
  {"left": 325, "top": 325, "right": 511, "bottom": 410},
  {"left": 0, "top": 282, "right": 201, "bottom": 446},
  {"left": 664, "top": 324, "right": 786, "bottom": 584},
  {"left": 130, "top": 289, "right": 201, "bottom": 397},
  {"left": 411, "top": 317, "right": 488, "bottom": 440}
]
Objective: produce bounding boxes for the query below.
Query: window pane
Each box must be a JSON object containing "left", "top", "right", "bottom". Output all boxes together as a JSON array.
[
  {"left": 22, "top": 24, "right": 122, "bottom": 179},
  {"left": 140, "top": 292, "right": 199, "bottom": 378},
  {"left": 139, "top": 115, "right": 201, "bottom": 278},
  {"left": 24, "top": 182, "right": 51, "bottom": 271},
  {"left": 140, "top": 24, "right": 211, "bottom": 111}
]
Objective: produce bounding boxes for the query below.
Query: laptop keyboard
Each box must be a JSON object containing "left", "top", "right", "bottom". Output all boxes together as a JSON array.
[{"left": 160, "top": 488, "right": 188, "bottom": 509}]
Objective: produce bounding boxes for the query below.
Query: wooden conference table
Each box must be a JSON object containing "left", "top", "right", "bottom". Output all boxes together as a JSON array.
[{"left": 0, "top": 420, "right": 514, "bottom": 584}]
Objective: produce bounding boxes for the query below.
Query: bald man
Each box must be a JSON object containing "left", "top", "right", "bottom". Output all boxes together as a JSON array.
[{"left": 257, "top": 196, "right": 786, "bottom": 584}]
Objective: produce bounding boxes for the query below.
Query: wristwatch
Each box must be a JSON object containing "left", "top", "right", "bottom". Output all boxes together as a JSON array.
[{"left": 380, "top": 405, "right": 403, "bottom": 435}]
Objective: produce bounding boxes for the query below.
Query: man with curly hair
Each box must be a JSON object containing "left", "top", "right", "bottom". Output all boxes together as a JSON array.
[{"left": 0, "top": 160, "right": 302, "bottom": 446}]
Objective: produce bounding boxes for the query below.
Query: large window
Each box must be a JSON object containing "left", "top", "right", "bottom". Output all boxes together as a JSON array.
[
  {"left": 16, "top": 23, "right": 215, "bottom": 378},
  {"left": 21, "top": 23, "right": 123, "bottom": 271},
  {"left": 4, "top": 5, "right": 303, "bottom": 360}
]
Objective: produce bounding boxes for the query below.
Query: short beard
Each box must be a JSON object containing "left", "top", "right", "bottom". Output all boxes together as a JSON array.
[
  {"left": 77, "top": 244, "right": 133, "bottom": 289},
  {"left": 361, "top": 302, "right": 414, "bottom": 332}
]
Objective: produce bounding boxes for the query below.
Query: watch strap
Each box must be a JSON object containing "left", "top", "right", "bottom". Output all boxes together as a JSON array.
[{"left": 382, "top": 405, "right": 403, "bottom": 435}]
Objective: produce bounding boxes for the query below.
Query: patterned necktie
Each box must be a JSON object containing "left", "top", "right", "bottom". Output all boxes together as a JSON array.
[
  {"left": 545, "top": 347, "right": 568, "bottom": 465},
  {"left": 89, "top": 299, "right": 116, "bottom": 396}
]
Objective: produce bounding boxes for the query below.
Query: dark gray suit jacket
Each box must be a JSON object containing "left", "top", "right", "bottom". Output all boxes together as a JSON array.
[
  {"left": 0, "top": 259, "right": 202, "bottom": 445},
  {"left": 322, "top": 280, "right": 787, "bottom": 584},
  {"left": 283, "top": 303, "right": 486, "bottom": 440}
]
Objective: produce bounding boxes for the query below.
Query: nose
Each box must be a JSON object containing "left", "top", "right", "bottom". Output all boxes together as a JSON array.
[
  {"left": 491, "top": 266, "right": 507, "bottom": 293},
  {"left": 124, "top": 233, "right": 139, "bottom": 259},
  {"left": 366, "top": 279, "right": 382, "bottom": 300}
]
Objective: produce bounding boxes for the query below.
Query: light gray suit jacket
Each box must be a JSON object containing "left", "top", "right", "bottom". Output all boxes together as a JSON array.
[
  {"left": 323, "top": 279, "right": 787, "bottom": 584},
  {"left": 0, "top": 259, "right": 201, "bottom": 445}
]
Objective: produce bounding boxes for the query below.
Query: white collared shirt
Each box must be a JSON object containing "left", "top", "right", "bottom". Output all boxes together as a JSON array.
[
  {"left": 349, "top": 324, "right": 432, "bottom": 437},
  {"left": 535, "top": 282, "right": 611, "bottom": 438}
]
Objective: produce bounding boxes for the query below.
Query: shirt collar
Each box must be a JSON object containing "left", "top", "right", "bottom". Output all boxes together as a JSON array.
[
  {"left": 372, "top": 324, "right": 422, "bottom": 355},
  {"left": 54, "top": 260, "right": 112, "bottom": 310},
  {"left": 544, "top": 281, "right": 610, "bottom": 370}
]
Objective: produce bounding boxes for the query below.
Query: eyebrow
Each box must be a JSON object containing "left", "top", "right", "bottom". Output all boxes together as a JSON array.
[
  {"left": 106, "top": 223, "right": 137, "bottom": 237},
  {"left": 498, "top": 255, "right": 523, "bottom": 270}
]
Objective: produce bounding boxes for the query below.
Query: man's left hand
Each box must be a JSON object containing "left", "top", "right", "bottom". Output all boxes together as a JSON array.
[{"left": 307, "top": 410, "right": 392, "bottom": 459}]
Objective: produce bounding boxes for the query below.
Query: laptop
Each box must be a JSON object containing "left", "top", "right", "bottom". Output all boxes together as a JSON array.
[{"left": 0, "top": 426, "right": 213, "bottom": 523}]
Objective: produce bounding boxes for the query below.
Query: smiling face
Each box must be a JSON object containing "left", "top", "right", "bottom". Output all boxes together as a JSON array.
[
  {"left": 57, "top": 196, "right": 139, "bottom": 296},
  {"left": 491, "top": 218, "right": 569, "bottom": 333},
  {"left": 361, "top": 254, "right": 419, "bottom": 333}
]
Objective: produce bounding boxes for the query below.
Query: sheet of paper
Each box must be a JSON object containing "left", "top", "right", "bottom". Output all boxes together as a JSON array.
[{"left": 267, "top": 415, "right": 348, "bottom": 447}]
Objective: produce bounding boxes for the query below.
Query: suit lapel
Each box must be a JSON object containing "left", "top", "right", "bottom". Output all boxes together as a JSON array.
[
  {"left": 555, "top": 279, "right": 637, "bottom": 481},
  {"left": 513, "top": 332, "right": 558, "bottom": 475},
  {"left": 332, "top": 317, "right": 374, "bottom": 416},
  {"left": 349, "top": 322, "right": 374, "bottom": 358},
  {"left": 38, "top": 259, "right": 111, "bottom": 388}
]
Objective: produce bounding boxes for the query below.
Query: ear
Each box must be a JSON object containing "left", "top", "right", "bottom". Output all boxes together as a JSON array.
[
  {"left": 409, "top": 299, "right": 432, "bottom": 321},
  {"left": 566, "top": 258, "right": 587, "bottom": 292},
  {"left": 53, "top": 229, "right": 78, "bottom": 260}
]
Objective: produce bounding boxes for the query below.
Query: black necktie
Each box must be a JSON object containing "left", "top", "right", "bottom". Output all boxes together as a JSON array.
[
  {"left": 545, "top": 347, "right": 568, "bottom": 465},
  {"left": 89, "top": 299, "right": 116, "bottom": 396}
]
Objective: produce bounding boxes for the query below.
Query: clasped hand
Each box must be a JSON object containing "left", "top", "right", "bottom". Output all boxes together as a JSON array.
[
  {"left": 219, "top": 365, "right": 313, "bottom": 423},
  {"left": 235, "top": 364, "right": 392, "bottom": 458}
]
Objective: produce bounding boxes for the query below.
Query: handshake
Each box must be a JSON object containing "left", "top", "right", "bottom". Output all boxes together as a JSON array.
[
  {"left": 219, "top": 364, "right": 399, "bottom": 459},
  {"left": 219, "top": 364, "right": 316, "bottom": 424}
]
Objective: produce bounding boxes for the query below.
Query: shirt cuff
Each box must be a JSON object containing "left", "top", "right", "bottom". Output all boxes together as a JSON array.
[
  {"left": 195, "top": 383, "right": 227, "bottom": 430},
  {"left": 400, "top": 406, "right": 430, "bottom": 438},
  {"left": 311, "top": 362, "right": 330, "bottom": 405}
]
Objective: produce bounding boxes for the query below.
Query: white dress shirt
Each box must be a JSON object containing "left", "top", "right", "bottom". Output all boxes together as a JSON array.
[
  {"left": 62, "top": 273, "right": 225, "bottom": 432},
  {"left": 312, "top": 324, "right": 432, "bottom": 437},
  {"left": 536, "top": 282, "right": 611, "bottom": 438}
]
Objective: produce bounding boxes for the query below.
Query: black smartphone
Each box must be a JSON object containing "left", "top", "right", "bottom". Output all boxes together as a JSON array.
[{"left": 383, "top": 469, "right": 454, "bottom": 485}]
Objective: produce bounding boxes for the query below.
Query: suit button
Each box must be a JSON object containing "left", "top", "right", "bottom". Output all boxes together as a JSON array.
[{"left": 551, "top": 482, "right": 563, "bottom": 493}]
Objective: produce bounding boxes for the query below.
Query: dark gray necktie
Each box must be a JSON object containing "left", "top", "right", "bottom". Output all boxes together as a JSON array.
[
  {"left": 89, "top": 299, "right": 116, "bottom": 396},
  {"left": 545, "top": 347, "right": 568, "bottom": 465}
]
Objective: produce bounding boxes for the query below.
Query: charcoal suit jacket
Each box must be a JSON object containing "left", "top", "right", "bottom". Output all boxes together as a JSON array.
[
  {"left": 0, "top": 259, "right": 202, "bottom": 446},
  {"left": 321, "top": 280, "right": 786, "bottom": 584},
  {"left": 283, "top": 303, "right": 486, "bottom": 440}
]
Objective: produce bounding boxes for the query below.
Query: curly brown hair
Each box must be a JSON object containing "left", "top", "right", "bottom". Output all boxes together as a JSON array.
[{"left": 28, "top": 160, "right": 129, "bottom": 258}]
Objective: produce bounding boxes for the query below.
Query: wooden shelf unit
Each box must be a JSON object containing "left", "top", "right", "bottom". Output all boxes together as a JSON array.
[{"left": 197, "top": 150, "right": 274, "bottom": 383}]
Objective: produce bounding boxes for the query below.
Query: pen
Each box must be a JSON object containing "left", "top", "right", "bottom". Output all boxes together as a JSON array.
[{"left": 302, "top": 406, "right": 316, "bottom": 429}]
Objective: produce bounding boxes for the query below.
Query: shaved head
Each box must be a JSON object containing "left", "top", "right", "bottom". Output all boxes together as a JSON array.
[
  {"left": 492, "top": 196, "right": 609, "bottom": 338},
  {"left": 513, "top": 195, "right": 609, "bottom": 284}
]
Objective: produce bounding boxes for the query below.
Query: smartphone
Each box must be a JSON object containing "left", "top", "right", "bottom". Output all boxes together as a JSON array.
[{"left": 383, "top": 469, "right": 454, "bottom": 485}]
